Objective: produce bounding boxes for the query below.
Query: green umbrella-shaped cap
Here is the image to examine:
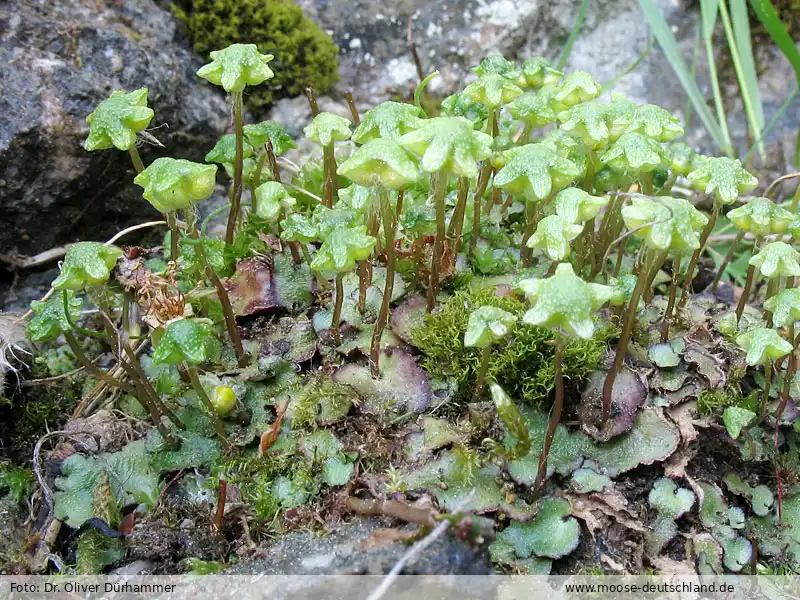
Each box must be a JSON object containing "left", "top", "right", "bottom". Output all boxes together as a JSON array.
[
  {"left": 464, "top": 306, "right": 518, "bottom": 349},
  {"left": 152, "top": 318, "right": 221, "bottom": 365},
  {"left": 52, "top": 242, "right": 123, "bottom": 291},
  {"left": 84, "top": 88, "right": 155, "bottom": 152},
  {"left": 726, "top": 197, "right": 795, "bottom": 236},
  {"left": 748, "top": 241, "right": 800, "bottom": 279},
  {"left": 134, "top": 157, "right": 218, "bottom": 213},
  {"left": 337, "top": 138, "right": 421, "bottom": 190},
  {"left": 197, "top": 44, "right": 274, "bottom": 93},
  {"left": 687, "top": 157, "right": 758, "bottom": 206},
  {"left": 517, "top": 262, "right": 613, "bottom": 339},
  {"left": 736, "top": 327, "right": 793, "bottom": 366}
]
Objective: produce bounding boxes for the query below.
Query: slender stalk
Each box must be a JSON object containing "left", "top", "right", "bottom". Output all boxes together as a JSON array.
[
  {"left": 122, "top": 344, "right": 184, "bottom": 430},
  {"left": 469, "top": 164, "right": 492, "bottom": 254},
  {"left": 128, "top": 147, "right": 145, "bottom": 174},
  {"left": 679, "top": 202, "right": 719, "bottom": 307},
  {"left": 63, "top": 331, "right": 135, "bottom": 395},
  {"left": 710, "top": 230, "right": 745, "bottom": 293},
  {"left": 639, "top": 171, "right": 653, "bottom": 196},
  {"left": 370, "top": 189, "right": 403, "bottom": 376},
  {"left": 735, "top": 235, "right": 763, "bottom": 323},
  {"left": 764, "top": 278, "right": 780, "bottom": 328},
  {"left": 642, "top": 248, "right": 669, "bottom": 305},
  {"left": 518, "top": 121, "right": 533, "bottom": 145},
  {"left": 323, "top": 144, "right": 336, "bottom": 208},
  {"left": 252, "top": 151, "right": 269, "bottom": 210},
  {"left": 762, "top": 363, "right": 774, "bottom": 415},
  {"left": 301, "top": 244, "right": 329, "bottom": 290},
  {"left": 660, "top": 250, "right": 681, "bottom": 342},
  {"left": 472, "top": 346, "right": 492, "bottom": 402},
  {"left": 345, "top": 91, "right": 360, "bottom": 124},
  {"left": 533, "top": 335, "right": 565, "bottom": 493},
  {"left": 602, "top": 248, "right": 657, "bottom": 422},
  {"left": 165, "top": 212, "right": 179, "bottom": 263},
  {"left": 358, "top": 260, "right": 369, "bottom": 315},
  {"left": 447, "top": 177, "right": 470, "bottom": 254},
  {"left": 427, "top": 172, "right": 448, "bottom": 312},
  {"left": 225, "top": 92, "right": 245, "bottom": 246},
  {"left": 775, "top": 329, "right": 797, "bottom": 522},
  {"left": 583, "top": 150, "right": 596, "bottom": 193},
  {"left": 186, "top": 365, "right": 231, "bottom": 451},
  {"left": 520, "top": 200, "right": 539, "bottom": 268},
  {"left": 187, "top": 216, "right": 247, "bottom": 366},
  {"left": 266, "top": 140, "right": 281, "bottom": 183},
  {"left": 792, "top": 183, "right": 800, "bottom": 213},
  {"left": 331, "top": 273, "right": 344, "bottom": 345}
]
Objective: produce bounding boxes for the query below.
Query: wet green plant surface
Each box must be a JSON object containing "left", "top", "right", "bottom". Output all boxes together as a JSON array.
[{"left": 3, "top": 47, "right": 800, "bottom": 577}]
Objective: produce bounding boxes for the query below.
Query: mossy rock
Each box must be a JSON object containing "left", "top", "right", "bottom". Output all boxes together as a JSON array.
[{"left": 174, "top": 0, "right": 339, "bottom": 111}]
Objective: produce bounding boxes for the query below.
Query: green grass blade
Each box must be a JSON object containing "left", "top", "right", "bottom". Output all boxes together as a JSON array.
[
  {"left": 700, "top": 0, "right": 734, "bottom": 155},
  {"left": 742, "top": 87, "right": 798, "bottom": 161},
  {"left": 603, "top": 36, "right": 654, "bottom": 91},
  {"left": 557, "top": 0, "right": 589, "bottom": 70},
  {"left": 684, "top": 24, "right": 702, "bottom": 137},
  {"left": 749, "top": 0, "right": 800, "bottom": 83},
  {"left": 724, "top": 0, "right": 765, "bottom": 157},
  {"left": 638, "top": 0, "right": 730, "bottom": 153},
  {"left": 700, "top": 0, "right": 720, "bottom": 38}
]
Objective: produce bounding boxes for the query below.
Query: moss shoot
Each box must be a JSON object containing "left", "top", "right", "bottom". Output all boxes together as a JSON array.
[{"left": 412, "top": 288, "right": 615, "bottom": 405}]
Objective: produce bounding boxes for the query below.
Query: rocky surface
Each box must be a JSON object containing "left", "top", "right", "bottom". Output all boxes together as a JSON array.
[
  {"left": 0, "top": 0, "right": 227, "bottom": 256},
  {"left": 226, "top": 517, "right": 493, "bottom": 575},
  {"left": 291, "top": 0, "right": 799, "bottom": 165}
]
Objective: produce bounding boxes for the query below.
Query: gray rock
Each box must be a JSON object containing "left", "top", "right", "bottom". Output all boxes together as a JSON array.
[
  {"left": 226, "top": 517, "right": 492, "bottom": 575},
  {"left": 0, "top": 0, "right": 227, "bottom": 256},
  {"left": 293, "top": 0, "right": 800, "bottom": 169}
]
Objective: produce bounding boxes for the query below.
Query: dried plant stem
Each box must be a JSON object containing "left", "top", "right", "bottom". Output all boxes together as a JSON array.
[
  {"left": 427, "top": 172, "right": 448, "bottom": 312},
  {"left": 472, "top": 345, "right": 492, "bottom": 402},
  {"left": 679, "top": 202, "right": 719, "bottom": 307},
  {"left": 533, "top": 335, "right": 565, "bottom": 493},
  {"left": 187, "top": 365, "right": 231, "bottom": 451},
  {"left": 225, "top": 91, "right": 244, "bottom": 246},
  {"left": 370, "top": 189, "right": 403, "bottom": 376},
  {"left": 602, "top": 248, "right": 657, "bottom": 422},
  {"left": 660, "top": 250, "right": 681, "bottom": 343},
  {"left": 710, "top": 230, "right": 745, "bottom": 293}
]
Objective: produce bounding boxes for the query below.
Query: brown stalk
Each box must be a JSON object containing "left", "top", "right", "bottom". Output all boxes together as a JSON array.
[
  {"left": 533, "top": 335, "right": 565, "bottom": 493},
  {"left": 370, "top": 189, "right": 403, "bottom": 376}
]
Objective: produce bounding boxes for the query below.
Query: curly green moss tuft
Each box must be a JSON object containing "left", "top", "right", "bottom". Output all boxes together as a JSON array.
[
  {"left": 173, "top": 0, "right": 339, "bottom": 111},
  {"left": 697, "top": 383, "right": 757, "bottom": 416},
  {"left": 412, "top": 288, "right": 615, "bottom": 405}
]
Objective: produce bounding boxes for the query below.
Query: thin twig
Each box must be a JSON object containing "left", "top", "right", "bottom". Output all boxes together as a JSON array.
[
  {"left": 365, "top": 489, "right": 475, "bottom": 600},
  {"left": 765, "top": 172, "right": 800, "bottom": 199}
]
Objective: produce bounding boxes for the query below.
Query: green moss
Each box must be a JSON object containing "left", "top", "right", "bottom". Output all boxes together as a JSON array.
[
  {"left": 173, "top": 0, "right": 339, "bottom": 111},
  {"left": 697, "top": 382, "right": 757, "bottom": 416},
  {"left": 412, "top": 288, "right": 615, "bottom": 405}
]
